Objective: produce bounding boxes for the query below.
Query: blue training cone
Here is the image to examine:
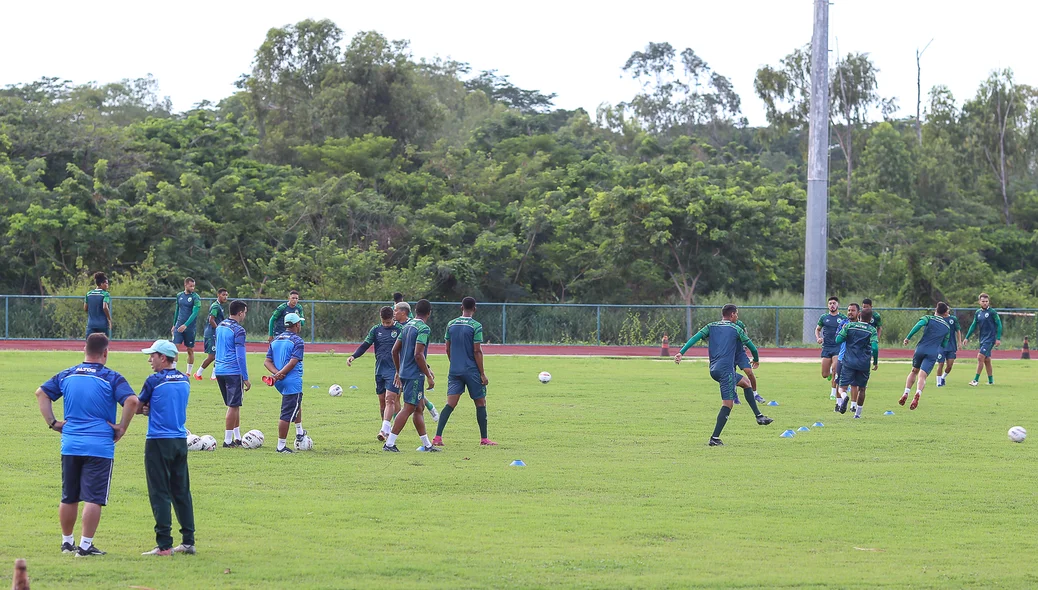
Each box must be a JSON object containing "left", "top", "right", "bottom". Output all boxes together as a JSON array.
[
  {"left": 767, "top": 400, "right": 779, "bottom": 406},
  {"left": 797, "top": 426, "right": 810, "bottom": 432},
  {"left": 779, "top": 429, "right": 795, "bottom": 438},
  {"left": 884, "top": 410, "right": 895, "bottom": 416},
  {"left": 510, "top": 460, "right": 526, "bottom": 467},
  {"left": 349, "top": 385, "right": 359, "bottom": 390},
  {"left": 813, "top": 422, "right": 825, "bottom": 427},
  {"left": 310, "top": 385, "right": 319, "bottom": 389}
]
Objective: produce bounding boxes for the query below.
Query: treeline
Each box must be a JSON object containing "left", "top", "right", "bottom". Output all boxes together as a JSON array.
[{"left": 1, "top": 20, "right": 1037, "bottom": 307}]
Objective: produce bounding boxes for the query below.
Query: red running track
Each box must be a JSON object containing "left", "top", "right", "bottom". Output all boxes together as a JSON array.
[{"left": 0, "top": 339, "right": 1027, "bottom": 360}]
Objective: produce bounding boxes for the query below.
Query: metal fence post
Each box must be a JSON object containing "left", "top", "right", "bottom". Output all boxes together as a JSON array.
[
  {"left": 596, "top": 305, "right": 601, "bottom": 346},
  {"left": 4, "top": 296, "right": 7, "bottom": 339},
  {"left": 501, "top": 303, "right": 507, "bottom": 345},
  {"left": 310, "top": 301, "right": 316, "bottom": 343},
  {"left": 775, "top": 307, "right": 781, "bottom": 348},
  {"left": 686, "top": 306, "right": 692, "bottom": 338}
]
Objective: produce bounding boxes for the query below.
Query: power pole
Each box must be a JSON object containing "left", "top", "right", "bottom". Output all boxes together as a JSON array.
[
  {"left": 803, "top": 0, "right": 830, "bottom": 343},
  {"left": 916, "top": 39, "right": 934, "bottom": 146}
]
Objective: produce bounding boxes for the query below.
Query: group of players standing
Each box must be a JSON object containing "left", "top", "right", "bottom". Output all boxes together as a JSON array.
[{"left": 673, "top": 293, "right": 1004, "bottom": 446}]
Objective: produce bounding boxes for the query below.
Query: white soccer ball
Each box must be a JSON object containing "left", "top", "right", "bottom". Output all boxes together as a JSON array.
[
  {"left": 295, "top": 435, "right": 314, "bottom": 451},
  {"left": 198, "top": 435, "right": 217, "bottom": 451},
  {"left": 538, "top": 371, "right": 552, "bottom": 384},
  {"left": 242, "top": 429, "right": 264, "bottom": 449},
  {"left": 1008, "top": 426, "right": 1027, "bottom": 443},
  {"left": 186, "top": 434, "right": 203, "bottom": 451},
  {"left": 328, "top": 384, "right": 343, "bottom": 397}
]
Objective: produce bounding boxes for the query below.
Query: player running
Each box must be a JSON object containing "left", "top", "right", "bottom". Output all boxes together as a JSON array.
[
  {"left": 347, "top": 305, "right": 404, "bottom": 441},
  {"left": 734, "top": 319, "right": 765, "bottom": 404},
  {"left": 433, "top": 297, "right": 496, "bottom": 447},
  {"left": 900, "top": 303, "right": 953, "bottom": 410},
  {"left": 268, "top": 290, "right": 303, "bottom": 343},
  {"left": 834, "top": 310, "right": 879, "bottom": 418},
  {"left": 833, "top": 303, "right": 859, "bottom": 412},
  {"left": 384, "top": 299, "right": 439, "bottom": 453},
  {"left": 195, "top": 289, "right": 228, "bottom": 381},
  {"left": 674, "top": 304, "right": 773, "bottom": 446},
  {"left": 815, "top": 296, "right": 847, "bottom": 400},
  {"left": 171, "top": 278, "right": 202, "bottom": 376},
  {"left": 84, "top": 272, "right": 113, "bottom": 339},
  {"left": 263, "top": 313, "right": 307, "bottom": 453},
  {"left": 861, "top": 298, "right": 883, "bottom": 340},
  {"left": 963, "top": 293, "right": 1002, "bottom": 386},
  {"left": 935, "top": 308, "right": 963, "bottom": 387}
]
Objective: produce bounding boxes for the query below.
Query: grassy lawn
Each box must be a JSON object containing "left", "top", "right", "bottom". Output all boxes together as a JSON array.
[{"left": 1, "top": 351, "right": 1037, "bottom": 589}]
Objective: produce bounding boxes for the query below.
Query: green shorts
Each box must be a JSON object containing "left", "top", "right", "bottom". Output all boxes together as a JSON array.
[
  {"left": 710, "top": 370, "right": 738, "bottom": 401},
  {"left": 204, "top": 335, "right": 216, "bottom": 356},
  {"left": 400, "top": 378, "right": 425, "bottom": 406}
]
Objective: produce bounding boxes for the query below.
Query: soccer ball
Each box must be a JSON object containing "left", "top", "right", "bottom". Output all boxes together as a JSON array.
[
  {"left": 295, "top": 435, "right": 314, "bottom": 451},
  {"left": 1008, "top": 426, "right": 1027, "bottom": 443},
  {"left": 198, "top": 435, "right": 218, "bottom": 451},
  {"left": 242, "top": 429, "right": 264, "bottom": 449},
  {"left": 538, "top": 371, "right": 552, "bottom": 383},
  {"left": 329, "top": 384, "right": 343, "bottom": 397},
  {"left": 186, "top": 434, "right": 203, "bottom": 451}
]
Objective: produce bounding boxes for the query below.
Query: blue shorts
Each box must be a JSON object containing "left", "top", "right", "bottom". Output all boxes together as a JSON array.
[
  {"left": 447, "top": 370, "right": 487, "bottom": 400},
  {"left": 62, "top": 455, "right": 114, "bottom": 506},
  {"left": 912, "top": 350, "right": 942, "bottom": 375},
  {"left": 280, "top": 393, "right": 302, "bottom": 422},
  {"left": 709, "top": 369, "right": 739, "bottom": 401},
  {"left": 204, "top": 334, "right": 216, "bottom": 355},
  {"left": 375, "top": 374, "right": 399, "bottom": 395},
  {"left": 172, "top": 327, "right": 196, "bottom": 348},
  {"left": 942, "top": 350, "right": 957, "bottom": 360},
  {"left": 217, "top": 375, "right": 244, "bottom": 407},
  {"left": 821, "top": 345, "right": 840, "bottom": 358},
  {"left": 85, "top": 326, "right": 110, "bottom": 340},
  {"left": 837, "top": 344, "right": 847, "bottom": 363},
  {"left": 734, "top": 348, "right": 752, "bottom": 371},
  {"left": 400, "top": 378, "right": 425, "bottom": 406},
  {"left": 979, "top": 341, "right": 995, "bottom": 357},
  {"left": 839, "top": 365, "right": 871, "bottom": 388}
]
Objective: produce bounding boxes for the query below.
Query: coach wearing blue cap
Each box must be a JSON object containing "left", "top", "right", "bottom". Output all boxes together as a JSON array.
[
  {"left": 138, "top": 340, "right": 195, "bottom": 556},
  {"left": 264, "top": 313, "right": 306, "bottom": 453}
]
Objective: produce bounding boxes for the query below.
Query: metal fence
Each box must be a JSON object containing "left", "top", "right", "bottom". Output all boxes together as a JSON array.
[{"left": 2, "top": 295, "right": 1035, "bottom": 348}]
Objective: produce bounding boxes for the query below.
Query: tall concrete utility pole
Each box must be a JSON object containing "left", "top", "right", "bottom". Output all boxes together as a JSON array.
[{"left": 802, "top": 0, "right": 830, "bottom": 343}]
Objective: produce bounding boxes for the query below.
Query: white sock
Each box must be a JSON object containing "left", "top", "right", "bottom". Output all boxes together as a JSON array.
[
  {"left": 904, "top": 387, "right": 911, "bottom": 394},
  {"left": 187, "top": 364, "right": 193, "bottom": 375},
  {"left": 855, "top": 406, "right": 863, "bottom": 418},
  {"left": 420, "top": 434, "right": 431, "bottom": 447},
  {"left": 850, "top": 401, "right": 857, "bottom": 410},
  {"left": 195, "top": 366, "right": 203, "bottom": 376},
  {"left": 277, "top": 438, "right": 286, "bottom": 450},
  {"left": 232, "top": 427, "right": 241, "bottom": 440},
  {"left": 63, "top": 534, "right": 74, "bottom": 545},
  {"left": 295, "top": 423, "right": 304, "bottom": 436},
  {"left": 387, "top": 433, "right": 398, "bottom": 446},
  {"left": 225, "top": 430, "right": 234, "bottom": 444},
  {"left": 381, "top": 420, "right": 391, "bottom": 433},
  {"left": 830, "top": 387, "right": 837, "bottom": 396},
  {"left": 916, "top": 390, "right": 922, "bottom": 397},
  {"left": 79, "top": 536, "right": 93, "bottom": 550},
  {"left": 752, "top": 390, "right": 758, "bottom": 397}
]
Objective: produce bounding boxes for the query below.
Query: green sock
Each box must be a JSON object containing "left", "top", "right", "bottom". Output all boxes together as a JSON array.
[
  {"left": 743, "top": 388, "right": 761, "bottom": 416},
  {"left": 974, "top": 373, "right": 981, "bottom": 382},
  {"left": 435, "top": 404, "right": 454, "bottom": 437},
  {"left": 988, "top": 375, "right": 994, "bottom": 384},
  {"left": 712, "top": 406, "right": 731, "bottom": 439},
  {"left": 425, "top": 399, "right": 436, "bottom": 412},
  {"left": 476, "top": 406, "right": 488, "bottom": 439}
]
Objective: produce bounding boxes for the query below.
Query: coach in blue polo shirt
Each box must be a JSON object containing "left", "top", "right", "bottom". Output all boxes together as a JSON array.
[
  {"left": 138, "top": 340, "right": 196, "bottom": 556},
  {"left": 36, "top": 333, "right": 139, "bottom": 557}
]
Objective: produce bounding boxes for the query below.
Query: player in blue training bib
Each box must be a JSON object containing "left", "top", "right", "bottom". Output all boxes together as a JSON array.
[{"left": 264, "top": 313, "right": 307, "bottom": 453}]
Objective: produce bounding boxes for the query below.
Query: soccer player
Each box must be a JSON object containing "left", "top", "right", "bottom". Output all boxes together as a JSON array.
[
  {"left": 137, "top": 340, "right": 195, "bottom": 556},
  {"left": 861, "top": 298, "right": 883, "bottom": 340},
  {"left": 215, "top": 300, "right": 251, "bottom": 447},
  {"left": 434, "top": 297, "right": 496, "bottom": 447},
  {"left": 815, "top": 296, "right": 847, "bottom": 400},
  {"left": 84, "top": 272, "right": 113, "bottom": 339},
  {"left": 901, "top": 302, "right": 953, "bottom": 410},
  {"left": 384, "top": 299, "right": 439, "bottom": 453},
  {"left": 36, "top": 333, "right": 140, "bottom": 557},
  {"left": 936, "top": 308, "right": 964, "bottom": 387},
  {"left": 833, "top": 303, "right": 859, "bottom": 411},
  {"left": 673, "top": 304, "right": 773, "bottom": 446},
  {"left": 733, "top": 319, "right": 765, "bottom": 404},
  {"left": 195, "top": 288, "right": 228, "bottom": 381},
  {"left": 263, "top": 313, "right": 307, "bottom": 453},
  {"left": 834, "top": 310, "right": 879, "bottom": 418},
  {"left": 171, "top": 278, "right": 202, "bottom": 375},
  {"left": 268, "top": 289, "right": 303, "bottom": 343},
  {"left": 347, "top": 305, "right": 404, "bottom": 441},
  {"left": 963, "top": 293, "right": 1002, "bottom": 386}
]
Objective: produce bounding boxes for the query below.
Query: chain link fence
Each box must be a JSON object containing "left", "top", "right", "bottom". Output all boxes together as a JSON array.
[{"left": 2, "top": 296, "right": 1035, "bottom": 349}]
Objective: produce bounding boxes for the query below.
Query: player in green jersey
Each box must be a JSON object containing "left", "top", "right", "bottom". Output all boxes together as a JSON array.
[
  {"left": 815, "top": 296, "right": 848, "bottom": 400},
  {"left": 901, "top": 303, "right": 953, "bottom": 410},
  {"left": 171, "top": 278, "right": 202, "bottom": 375},
  {"left": 861, "top": 298, "right": 883, "bottom": 340},
  {"left": 433, "top": 297, "right": 495, "bottom": 447},
  {"left": 195, "top": 288, "right": 229, "bottom": 381},
  {"left": 268, "top": 290, "right": 304, "bottom": 343},
  {"left": 84, "top": 272, "right": 113, "bottom": 339},
  {"left": 834, "top": 310, "right": 879, "bottom": 418},
  {"left": 963, "top": 293, "right": 1002, "bottom": 386}
]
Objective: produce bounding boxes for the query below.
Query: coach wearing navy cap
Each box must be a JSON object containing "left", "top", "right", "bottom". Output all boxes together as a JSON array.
[
  {"left": 36, "top": 333, "right": 139, "bottom": 557},
  {"left": 138, "top": 339, "right": 196, "bottom": 556}
]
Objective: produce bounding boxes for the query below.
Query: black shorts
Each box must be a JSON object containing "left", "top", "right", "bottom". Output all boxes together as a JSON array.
[
  {"left": 375, "top": 374, "right": 399, "bottom": 395},
  {"left": 280, "top": 393, "right": 302, "bottom": 422},
  {"left": 821, "top": 345, "right": 840, "bottom": 358},
  {"left": 912, "top": 350, "right": 941, "bottom": 375},
  {"left": 172, "top": 327, "right": 196, "bottom": 348},
  {"left": 217, "top": 375, "right": 244, "bottom": 407},
  {"left": 62, "top": 455, "right": 114, "bottom": 506},
  {"left": 447, "top": 370, "right": 487, "bottom": 400},
  {"left": 85, "top": 326, "right": 110, "bottom": 340},
  {"left": 839, "top": 365, "right": 871, "bottom": 388},
  {"left": 735, "top": 347, "right": 752, "bottom": 371}
]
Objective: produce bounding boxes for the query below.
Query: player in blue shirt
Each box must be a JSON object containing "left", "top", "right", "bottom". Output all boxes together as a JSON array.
[
  {"left": 434, "top": 297, "right": 495, "bottom": 447},
  {"left": 264, "top": 313, "right": 307, "bottom": 453},
  {"left": 815, "top": 296, "right": 848, "bottom": 401},
  {"left": 137, "top": 340, "right": 195, "bottom": 556},
  {"left": 674, "top": 304, "right": 772, "bottom": 446},
  {"left": 215, "top": 299, "right": 251, "bottom": 447},
  {"left": 195, "top": 288, "right": 228, "bottom": 381},
  {"left": 901, "top": 302, "right": 953, "bottom": 410},
  {"left": 963, "top": 293, "right": 1002, "bottom": 386},
  {"left": 171, "top": 277, "right": 202, "bottom": 376},
  {"left": 36, "top": 333, "right": 139, "bottom": 557},
  {"left": 348, "top": 305, "right": 406, "bottom": 441},
  {"left": 384, "top": 299, "right": 440, "bottom": 452},
  {"left": 83, "top": 272, "right": 113, "bottom": 339},
  {"left": 935, "top": 308, "right": 964, "bottom": 388}
]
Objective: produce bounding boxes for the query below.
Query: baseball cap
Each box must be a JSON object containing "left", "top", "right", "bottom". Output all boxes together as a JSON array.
[
  {"left": 141, "top": 339, "right": 178, "bottom": 358},
  {"left": 284, "top": 312, "right": 304, "bottom": 325}
]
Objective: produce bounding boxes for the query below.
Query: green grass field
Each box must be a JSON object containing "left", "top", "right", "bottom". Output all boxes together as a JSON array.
[{"left": 2, "top": 351, "right": 1037, "bottom": 589}]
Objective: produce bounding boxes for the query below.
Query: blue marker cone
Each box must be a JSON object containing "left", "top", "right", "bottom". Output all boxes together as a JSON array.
[
  {"left": 767, "top": 400, "right": 779, "bottom": 406},
  {"left": 884, "top": 410, "right": 895, "bottom": 416},
  {"left": 779, "top": 429, "right": 795, "bottom": 438},
  {"left": 813, "top": 422, "right": 825, "bottom": 427},
  {"left": 797, "top": 426, "right": 810, "bottom": 432},
  {"left": 310, "top": 385, "right": 319, "bottom": 389},
  {"left": 349, "top": 385, "right": 359, "bottom": 390},
  {"left": 510, "top": 460, "right": 526, "bottom": 467}
]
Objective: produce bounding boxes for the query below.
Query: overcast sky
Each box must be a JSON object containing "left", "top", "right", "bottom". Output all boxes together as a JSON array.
[{"left": 2, "top": 1, "right": 1031, "bottom": 126}]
